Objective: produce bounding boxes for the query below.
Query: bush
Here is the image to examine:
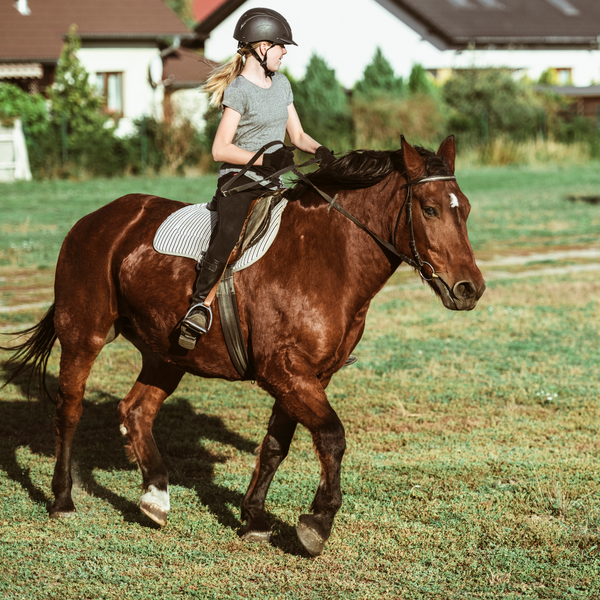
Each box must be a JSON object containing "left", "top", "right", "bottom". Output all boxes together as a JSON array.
[
  {"left": 0, "top": 82, "right": 49, "bottom": 137},
  {"left": 442, "top": 68, "right": 545, "bottom": 143},
  {"left": 352, "top": 94, "right": 446, "bottom": 150}
]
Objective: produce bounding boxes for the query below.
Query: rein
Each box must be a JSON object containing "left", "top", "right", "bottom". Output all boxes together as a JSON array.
[{"left": 220, "top": 143, "right": 456, "bottom": 285}]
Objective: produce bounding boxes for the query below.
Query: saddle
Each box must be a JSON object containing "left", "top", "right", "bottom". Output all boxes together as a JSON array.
[{"left": 153, "top": 191, "right": 288, "bottom": 378}]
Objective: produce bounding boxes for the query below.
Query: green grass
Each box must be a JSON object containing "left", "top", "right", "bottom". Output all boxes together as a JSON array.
[
  {"left": 0, "top": 175, "right": 217, "bottom": 267},
  {"left": 1, "top": 167, "right": 600, "bottom": 598}
]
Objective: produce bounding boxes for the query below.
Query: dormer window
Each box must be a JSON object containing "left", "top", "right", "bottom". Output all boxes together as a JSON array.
[{"left": 15, "top": 0, "right": 31, "bottom": 16}]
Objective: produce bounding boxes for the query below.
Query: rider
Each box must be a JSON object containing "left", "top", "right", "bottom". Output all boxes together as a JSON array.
[{"left": 179, "top": 7, "right": 335, "bottom": 350}]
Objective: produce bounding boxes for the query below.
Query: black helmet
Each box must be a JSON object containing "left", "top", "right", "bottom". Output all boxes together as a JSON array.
[{"left": 233, "top": 8, "right": 297, "bottom": 47}]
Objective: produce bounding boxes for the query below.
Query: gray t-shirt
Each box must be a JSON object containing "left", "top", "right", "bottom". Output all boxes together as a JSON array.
[{"left": 222, "top": 72, "right": 294, "bottom": 156}]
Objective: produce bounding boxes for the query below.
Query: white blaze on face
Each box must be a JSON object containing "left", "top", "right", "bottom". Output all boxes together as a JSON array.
[{"left": 450, "top": 193, "right": 459, "bottom": 208}]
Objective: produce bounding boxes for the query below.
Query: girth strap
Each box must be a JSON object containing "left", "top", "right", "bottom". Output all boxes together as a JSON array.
[{"left": 217, "top": 266, "right": 253, "bottom": 379}]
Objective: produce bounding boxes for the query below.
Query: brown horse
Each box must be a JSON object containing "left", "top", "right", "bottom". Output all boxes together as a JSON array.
[{"left": 2, "top": 136, "right": 484, "bottom": 556}]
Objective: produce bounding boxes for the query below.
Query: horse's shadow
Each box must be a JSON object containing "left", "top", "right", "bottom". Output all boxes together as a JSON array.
[{"left": 0, "top": 364, "right": 303, "bottom": 555}]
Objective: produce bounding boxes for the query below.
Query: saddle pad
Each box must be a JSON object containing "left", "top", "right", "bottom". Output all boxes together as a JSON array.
[{"left": 153, "top": 199, "right": 288, "bottom": 272}]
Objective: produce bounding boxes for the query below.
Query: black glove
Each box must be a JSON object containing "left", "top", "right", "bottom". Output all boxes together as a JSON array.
[
  {"left": 316, "top": 145, "right": 335, "bottom": 166},
  {"left": 263, "top": 146, "right": 295, "bottom": 172}
]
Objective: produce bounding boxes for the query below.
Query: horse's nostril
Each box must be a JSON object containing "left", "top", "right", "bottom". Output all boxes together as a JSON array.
[{"left": 453, "top": 280, "right": 477, "bottom": 300}]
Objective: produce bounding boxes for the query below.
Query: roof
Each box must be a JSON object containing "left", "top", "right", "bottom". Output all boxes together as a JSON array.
[
  {"left": 163, "top": 48, "right": 219, "bottom": 88},
  {"left": 537, "top": 85, "right": 600, "bottom": 98},
  {"left": 375, "top": 0, "right": 600, "bottom": 50},
  {"left": 193, "top": 0, "right": 247, "bottom": 39},
  {"left": 0, "top": 0, "right": 196, "bottom": 63}
]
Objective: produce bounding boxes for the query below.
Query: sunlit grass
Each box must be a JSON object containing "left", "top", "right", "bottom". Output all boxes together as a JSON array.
[{"left": 1, "top": 168, "right": 600, "bottom": 597}]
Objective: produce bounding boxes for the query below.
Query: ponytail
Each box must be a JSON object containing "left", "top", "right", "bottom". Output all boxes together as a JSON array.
[{"left": 203, "top": 42, "right": 265, "bottom": 108}]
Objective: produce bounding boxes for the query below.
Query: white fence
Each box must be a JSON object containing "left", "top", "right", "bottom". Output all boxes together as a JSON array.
[{"left": 0, "top": 118, "right": 32, "bottom": 182}]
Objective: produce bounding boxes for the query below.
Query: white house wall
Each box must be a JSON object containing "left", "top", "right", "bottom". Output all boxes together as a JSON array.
[
  {"left": 77, "top": 47, "right": 164, "bottom": 137},
  {"left": 170, "top": 88, "right": 208, "bottom": 131},
  {"left": 205, "top": 0, "right": 600, "bottom": 88}
]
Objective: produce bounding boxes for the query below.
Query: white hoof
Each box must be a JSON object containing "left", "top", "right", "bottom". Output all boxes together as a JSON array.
[{"left": 140, "top": 485, "right": 170, "bottom": 526}]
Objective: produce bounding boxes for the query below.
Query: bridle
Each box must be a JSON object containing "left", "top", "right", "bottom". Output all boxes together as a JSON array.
[{"left": 219, "top": 142, "right": 457, "bottom": 289}]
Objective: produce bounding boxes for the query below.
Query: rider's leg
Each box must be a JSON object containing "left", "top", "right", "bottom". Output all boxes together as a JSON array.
[{"left": 179, "top": 180, "right": 262, "bottom": 349}]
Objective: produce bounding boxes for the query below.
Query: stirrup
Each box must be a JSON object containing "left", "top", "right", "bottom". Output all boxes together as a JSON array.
[
  {"left": 179, "top": 304, "right": 213, "bottom": 350},
  {"left": 343, "top": 355, "right": 357, "bottom": 368}
]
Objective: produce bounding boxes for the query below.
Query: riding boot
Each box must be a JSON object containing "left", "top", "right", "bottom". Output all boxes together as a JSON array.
[{"left": 179, "top": 253, "right": 227, "bottom": 350}]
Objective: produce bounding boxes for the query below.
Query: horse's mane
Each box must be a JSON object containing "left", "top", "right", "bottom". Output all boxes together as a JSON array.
[{"left": 285, "top": 146, "right": 451, "bottom": 202}]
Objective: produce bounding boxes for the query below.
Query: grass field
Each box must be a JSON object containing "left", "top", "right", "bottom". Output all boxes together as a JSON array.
[{"left": 1, "top": 165, "right": 600, "bottom": 599}]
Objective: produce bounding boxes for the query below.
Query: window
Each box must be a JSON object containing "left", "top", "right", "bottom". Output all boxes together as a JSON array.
[
  {"left": 95, "top": 72, "right": 123, "bottom": 116},
  {"left": 555, "top": 68, "right": 572, "bottom": 85}
]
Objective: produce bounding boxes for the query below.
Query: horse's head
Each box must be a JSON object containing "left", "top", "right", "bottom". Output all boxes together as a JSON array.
[{"left": 398, "top": 136, "right": 485, "bottom": 311}]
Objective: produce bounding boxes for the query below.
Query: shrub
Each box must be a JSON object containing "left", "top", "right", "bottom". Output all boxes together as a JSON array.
[
  {"left": 352, "top": 94, "right": 446, "bottom": 150},
  {"left": 0, "top": 82, "right": 49, "bottom": 137},
  {"left": 442, "top": 68, "right": 544, "bottom": 143}
]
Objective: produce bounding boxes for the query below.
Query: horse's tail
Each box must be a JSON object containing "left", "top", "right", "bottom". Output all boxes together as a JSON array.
[{"left": 0, "top": 303, "right": 58, "bottom": 401}]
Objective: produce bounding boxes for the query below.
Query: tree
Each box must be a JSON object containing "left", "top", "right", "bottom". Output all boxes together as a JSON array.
[
  {"left": 408, "top": 64, "right": 436, "bottom": 96},
  {"left": 291, "top": 53, "right": 353, "bottom": 151},
  {"left": 354, "top": 47, "right": 404, "bottom": 97},
  {"left": 48, "top": 25, "right": 108, "bottom": 138}
]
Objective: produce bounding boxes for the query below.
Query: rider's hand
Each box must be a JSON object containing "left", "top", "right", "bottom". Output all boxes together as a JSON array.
[
  {"left": 263, "top": 147, "right": 295, "bottom": 172},
  {"left": 316, "top": 146, "right": 335, "bottom": 166}
]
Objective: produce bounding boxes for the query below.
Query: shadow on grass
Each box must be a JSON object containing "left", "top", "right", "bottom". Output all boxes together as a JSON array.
[{"left": 0, "top": 362, "right": 307, "bottom": 556}]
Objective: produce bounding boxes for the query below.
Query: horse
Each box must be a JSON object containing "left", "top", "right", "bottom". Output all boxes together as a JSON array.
[{"left": 2, "top": 136, "right": 485, "bottom": 556}]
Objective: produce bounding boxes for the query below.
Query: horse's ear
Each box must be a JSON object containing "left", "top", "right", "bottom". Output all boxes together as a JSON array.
[
  {"left": 437, "top": 135, "right": 456, "bottom": 174},
  {"left": 401, "top": 135, "right": 425, "bottom": 181}
]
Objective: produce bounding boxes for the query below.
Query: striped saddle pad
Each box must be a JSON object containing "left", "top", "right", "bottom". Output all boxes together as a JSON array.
[{"left": 153, "top": 197, "right": 288, "bottom": 272}]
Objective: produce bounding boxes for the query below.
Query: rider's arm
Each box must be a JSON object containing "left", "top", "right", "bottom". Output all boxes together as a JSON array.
[
  {"left": 212, "top": 107, "right": 268, "bottom": 166},
  {"left": 286, "top": 104, "right": 321, "bottom": 154}
]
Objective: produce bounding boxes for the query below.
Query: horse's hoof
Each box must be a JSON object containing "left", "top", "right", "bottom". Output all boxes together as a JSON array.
[
  {"left": 140, "top": 502, "right": 168, "bottom": 526},
  {"left": 296, "top": 514, "right": 326, "bottom": 556},
  {"left": 140, "top": 485, "right": 169, "bottom": 527},
  {"left": 240, "top": 529, "right": 273, "bottom": 544}
]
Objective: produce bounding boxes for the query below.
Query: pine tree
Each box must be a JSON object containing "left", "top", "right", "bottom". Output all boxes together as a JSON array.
[
  {"left": 49, "top": 25, "right": 108, "bottom": 138},
  {"left": 354, "top": 47, "right": 404, "bottom": 97},
  {"left": 291, "top": 53, "right": 353, "bottom": 150},
  {"left": 408, "top": 64, "right": 436, "bottom": 96}
]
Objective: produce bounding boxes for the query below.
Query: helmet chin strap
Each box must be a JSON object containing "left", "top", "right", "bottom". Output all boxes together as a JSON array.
[{"left": 243, "top": 43, "right": 275, "bottom": 78}]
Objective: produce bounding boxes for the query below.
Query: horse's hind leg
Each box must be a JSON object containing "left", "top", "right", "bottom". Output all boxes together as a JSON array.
[
  {"left": 50, "top": 346, "right": 103, "bottom": 518},
  {"left": 239, "top": 402, "right": 297, "bottom": 542},
  {"left": 117, "top": 348, "right": 184, "bottom": 526}
]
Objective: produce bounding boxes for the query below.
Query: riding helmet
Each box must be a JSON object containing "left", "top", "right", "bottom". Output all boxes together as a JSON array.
[{"left": 233, "top": 8, "right": 297, "bottom": 47}]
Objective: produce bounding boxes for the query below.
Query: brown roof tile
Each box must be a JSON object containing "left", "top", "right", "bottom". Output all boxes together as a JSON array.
[
  {"left": 0, "top": 0, "right": 194, "bottom": 63},
  {"left": 163, "top": 48, "right": 219, "bottom": 87},
  {"left": 381, "top": 0, "right": 600, "bottom": 49}
]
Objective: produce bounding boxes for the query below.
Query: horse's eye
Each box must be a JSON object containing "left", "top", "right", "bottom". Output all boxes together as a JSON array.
[{"left": 423, "top": 207, "right": 438, "bottom": 218}]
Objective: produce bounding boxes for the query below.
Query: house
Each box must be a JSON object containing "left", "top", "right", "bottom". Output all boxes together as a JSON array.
[
  {"left": 193, "top": 0, "right": 600, "bottom": 97},
  {"left": 0, "top": 0, "right": 208, "bottom": 136}
]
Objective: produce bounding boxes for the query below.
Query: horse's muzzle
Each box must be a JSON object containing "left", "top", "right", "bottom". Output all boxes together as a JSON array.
[{"left": 433, "top": 277, "right": 486, "bottom": 311}]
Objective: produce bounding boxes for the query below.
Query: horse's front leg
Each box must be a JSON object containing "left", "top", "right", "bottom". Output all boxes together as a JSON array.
[
  {"left": 117, "top": 346, "right": 184, "bottom": 526},
  {"left": 239, "top": 402, "right": 297, "bottom": 542},
  {"left": 261, "top": 361, "right": 346, "bottom": 556}
]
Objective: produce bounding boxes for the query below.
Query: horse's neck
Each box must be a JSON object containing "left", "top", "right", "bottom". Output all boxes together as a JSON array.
[{"left": 290, "top": 176, "right": 403, "bottom": 303}]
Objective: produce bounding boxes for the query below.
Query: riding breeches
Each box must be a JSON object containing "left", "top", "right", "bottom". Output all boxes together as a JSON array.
[{"left": 207, "top": 172, "right": 268, "bottom": 263}]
